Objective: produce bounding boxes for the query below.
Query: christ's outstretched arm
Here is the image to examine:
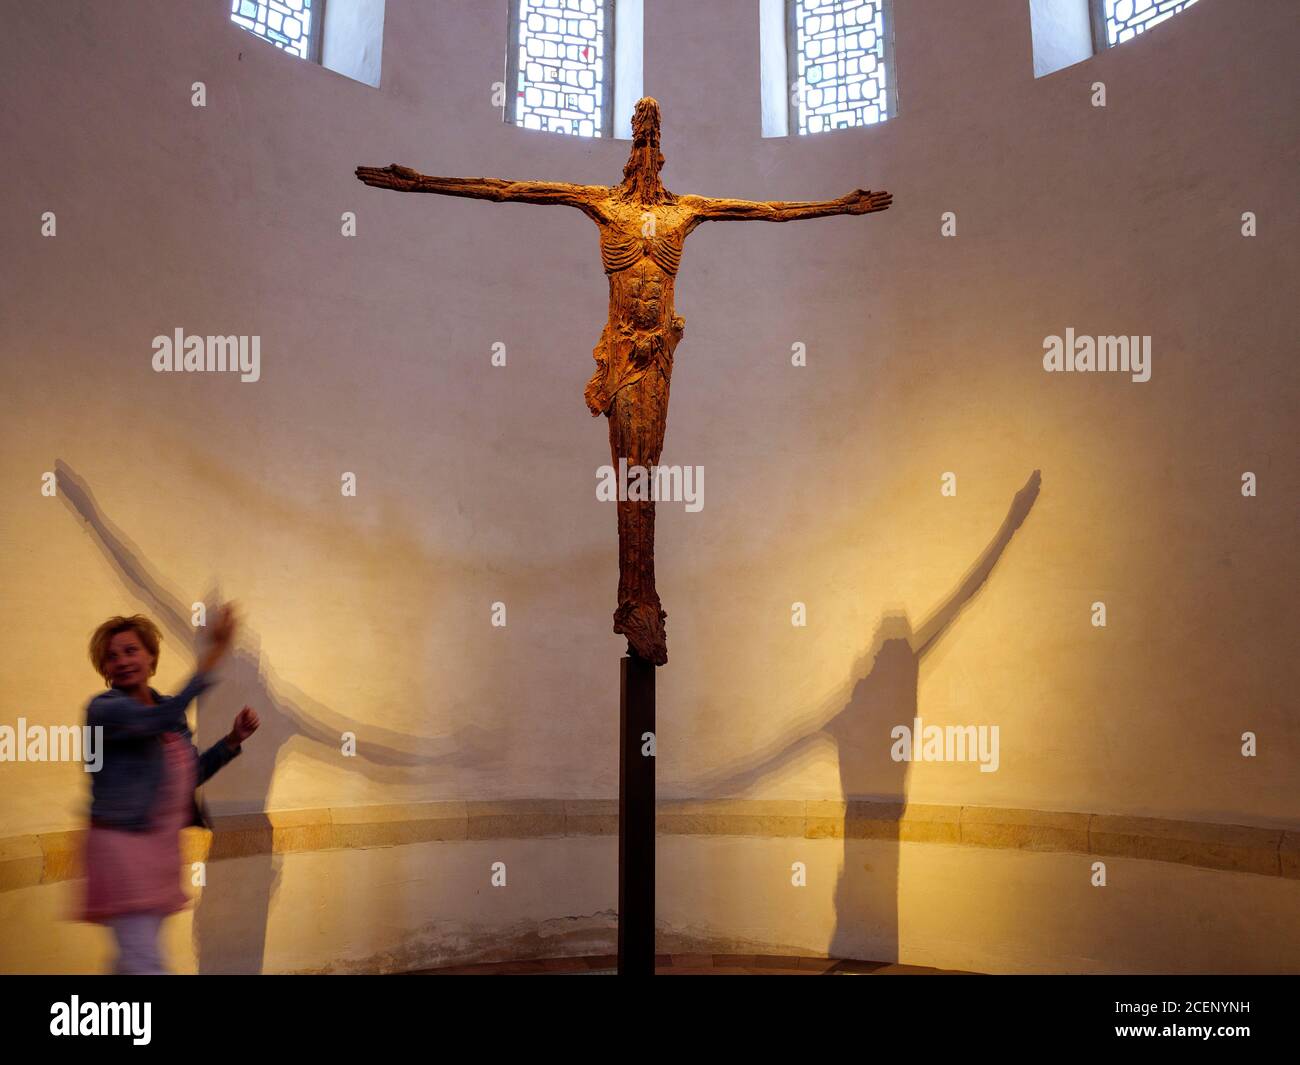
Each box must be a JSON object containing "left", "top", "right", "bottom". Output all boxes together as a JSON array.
[
  {"left": 355, "top": 164, "right": 609, "bottom": 219},
  {"left": 681, "top": 187, "right": 892, "bottom": 226}
]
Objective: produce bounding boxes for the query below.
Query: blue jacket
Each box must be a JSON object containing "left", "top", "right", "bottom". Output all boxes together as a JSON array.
[{"left": 85, "top": 671, "right": 241, "bottom": 832}]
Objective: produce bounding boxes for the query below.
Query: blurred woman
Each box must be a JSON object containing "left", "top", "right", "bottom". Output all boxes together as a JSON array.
[{"left": 80, "top": 604, "right": 258, "bottom": 974}]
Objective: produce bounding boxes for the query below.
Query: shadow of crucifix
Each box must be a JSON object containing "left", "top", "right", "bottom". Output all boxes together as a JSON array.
[
  {"left": 55, "top": 458, "right": 506, "bottom": 972},
  {"left": 691, "top": 469, "right": 1041, "bottom": 961}
]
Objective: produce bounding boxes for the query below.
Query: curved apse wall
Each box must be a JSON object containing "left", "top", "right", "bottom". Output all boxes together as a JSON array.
[{"left": 0, "top": 0, "right": 1296, "bottom": 973}]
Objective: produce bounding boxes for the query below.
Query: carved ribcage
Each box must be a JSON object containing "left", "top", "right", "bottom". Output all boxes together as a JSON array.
[{"left": 601, "top": 231, "right": 682, "bottom": 277}]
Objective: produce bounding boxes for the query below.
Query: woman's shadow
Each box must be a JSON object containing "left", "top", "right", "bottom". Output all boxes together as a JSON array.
[
  {"left": 692, "top": 470, "right": 1041, "bottom": 966},
  {"left": 55, "top": 459, "right": 506, "bottom": 973}
]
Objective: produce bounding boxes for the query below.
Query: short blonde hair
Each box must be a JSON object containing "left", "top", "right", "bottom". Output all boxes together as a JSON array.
[{"left": 89, "top": 615, "right": 162, "bottom": 682}]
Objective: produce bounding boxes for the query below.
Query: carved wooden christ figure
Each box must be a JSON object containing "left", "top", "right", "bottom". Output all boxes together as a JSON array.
[{"left": 357, "top": 97, "right": 892, "bottom": 666}]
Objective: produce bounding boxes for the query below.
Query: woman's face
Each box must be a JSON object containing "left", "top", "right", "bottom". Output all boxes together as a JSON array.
[{"left": 102, "top": 630, "right": 155, "bottom": 688}]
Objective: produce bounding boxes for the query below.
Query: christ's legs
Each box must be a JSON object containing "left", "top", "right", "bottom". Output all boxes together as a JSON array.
[{"left": 607, "top": 365, "right": 670, "bottom": 664}]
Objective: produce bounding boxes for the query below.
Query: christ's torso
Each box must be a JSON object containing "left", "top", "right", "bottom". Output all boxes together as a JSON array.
[
  {"left": 582, "top": 197, "right": 694, "bottom": 418},
  {"left": 598, "top": 201, "right": 692, "bottom": 329}
]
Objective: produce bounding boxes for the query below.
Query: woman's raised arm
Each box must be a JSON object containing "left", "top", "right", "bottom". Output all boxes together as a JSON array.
[{"left": 87, "top": 672, "right": 216, "bottom": 740}]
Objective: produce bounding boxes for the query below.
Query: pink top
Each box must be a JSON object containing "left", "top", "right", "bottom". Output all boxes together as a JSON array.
[{"left": 79, "top": 732, "right": 197, "bottom": 923}]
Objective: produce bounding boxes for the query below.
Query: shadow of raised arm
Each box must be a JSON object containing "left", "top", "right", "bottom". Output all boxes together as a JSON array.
[
  {"left": 912, "top": 469, "right": 1042, "bottom": 659},
  {"left": 55, "top": 458, "right": 506, "bottom": 773},
  {"left": 691, "top": 730, "right": 833, "bottom": 799},
  {"left": 55, "top": 458, "right": 198, "bottom": 653}
]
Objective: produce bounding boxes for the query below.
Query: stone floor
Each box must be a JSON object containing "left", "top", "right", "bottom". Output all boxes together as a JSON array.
[{"left": 409, "top": 954, "right": 975, "bottom": 975}]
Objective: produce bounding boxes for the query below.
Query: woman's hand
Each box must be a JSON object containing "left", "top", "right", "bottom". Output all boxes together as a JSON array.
[
  {"left": 226, "top": 705, "right": 259, "bottom": 750},
  {"left": 198, "top": 603, "right": 239, "bottom": 673},
  {"left": 210, "top": 603, "right": 238, "bottom": 650}
]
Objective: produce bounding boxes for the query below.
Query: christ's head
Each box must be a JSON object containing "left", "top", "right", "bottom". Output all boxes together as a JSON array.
[{"left": 619, "top": 97, "right": 673, "bottom": 204}]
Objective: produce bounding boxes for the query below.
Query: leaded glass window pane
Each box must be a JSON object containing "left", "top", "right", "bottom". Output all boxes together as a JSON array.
[
  {"left": 508, "top": 0, "right": 611, "bottom": 137},
  {"left": 1096, "top": 0, "right": 1200, "bottom": 47},
  {"left": 230, "top": 0, "right": 319, "bottom": 62},
  {"left": 789, "top": 0, "right": 893, "bottom": 136}
]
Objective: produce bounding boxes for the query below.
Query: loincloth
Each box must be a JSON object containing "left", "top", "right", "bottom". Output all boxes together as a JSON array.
[{"left": 585, "top": 315, "right": 685, "bottom": 417}]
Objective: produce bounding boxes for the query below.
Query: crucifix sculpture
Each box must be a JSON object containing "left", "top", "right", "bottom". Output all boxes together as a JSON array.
[{"left": 357, "top": 97, "right": 892, "bottom": 666}]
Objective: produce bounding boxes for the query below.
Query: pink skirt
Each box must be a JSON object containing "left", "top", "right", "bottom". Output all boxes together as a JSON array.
[{"left": 79, "top": 732, "right": 197, "bottom": 924}]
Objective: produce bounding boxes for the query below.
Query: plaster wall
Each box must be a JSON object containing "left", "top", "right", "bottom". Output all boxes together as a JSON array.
[{"left": 1, "top": 0, "right": 1295, "bottom": 972}]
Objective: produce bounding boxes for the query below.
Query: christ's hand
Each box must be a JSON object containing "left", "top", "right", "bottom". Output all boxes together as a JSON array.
[
  {"left": 843, "top": 188, "right": 893, "bottom": 214},
  {"left": 355, "top": 164, "right": 422, "bottom": 191}
]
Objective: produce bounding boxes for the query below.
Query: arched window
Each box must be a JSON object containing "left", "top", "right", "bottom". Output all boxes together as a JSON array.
[
  {"left": 1091, "top": 0, "right": 1200, "bottom": 48},
  {"left": 229, "top": 0, "right": 321, "bottom": 63},
  {"left": 506, "top": 0, "right": 614, "bottom": 137},
  {"left": 786, "top": 0, "right": 896, "bottom": 136},
  {"left": 228, "top": 0, "right": 386, "bottom": 87},
  {"left": 1031, "top": 0, "right": 1203, "bottom": 77}
]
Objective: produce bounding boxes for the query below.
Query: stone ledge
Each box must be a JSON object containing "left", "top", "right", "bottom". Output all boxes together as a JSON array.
[
  {"left": 0, "top": 836, "right": 43, "bottom": 893},
  {"left": 37, "top": 830, "right": 86, "bottom": 884},
  {"left": 658, "top": 800, "right": 807, "bottom": 838},
  {"left": 961, "top": 806, "right": 1091, "bottom": 854},
  {"left": 332, "top": 802, "right": 467, "bottom": 849},
  {"left": 1089, "top": 814, "right": 1283, "bottom": 877},
  {"left": 564, "top": 799, "right": 619, "bottom": 836},
  {"left": 466, "top": 799, "right": 566, "bottom": 840},
  {"left": 1, "top": 801, "right": 1294, "bottom": 892},
  {"left": 806, "top": 801, "right": 963, "bottom": 843},
  {"left": 1281, "top": 832, "right": 1300, "bottom": 880}
]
